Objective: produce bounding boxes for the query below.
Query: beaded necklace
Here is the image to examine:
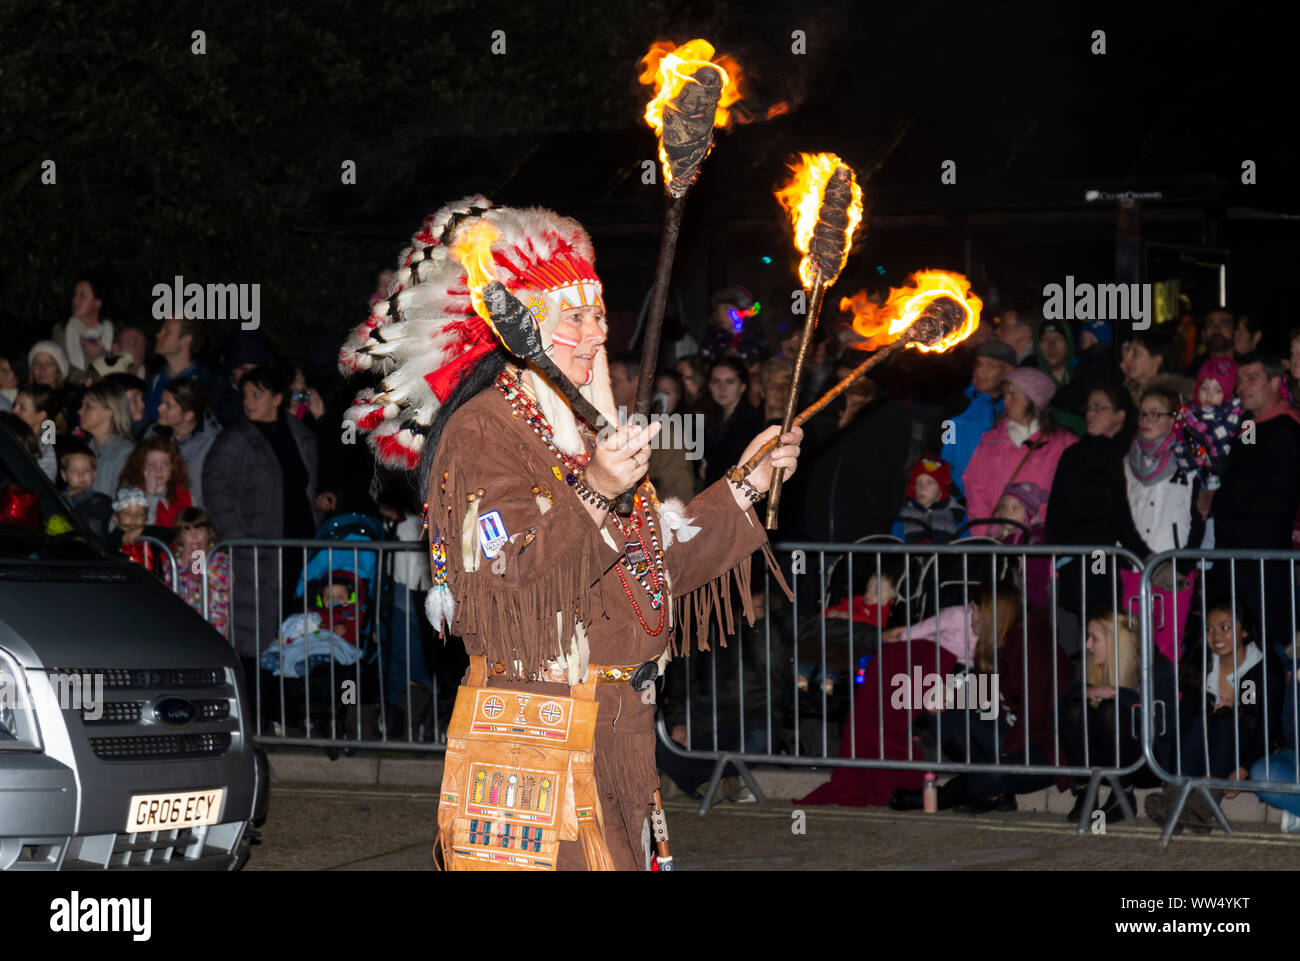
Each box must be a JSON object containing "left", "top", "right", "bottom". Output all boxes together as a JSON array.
[
  {"left": 614, "top": 488, "right": 667, "bottom": 636},
  {"left": 496, "top": 370, "right": 589, "bottom": 480},
  {"left": 495, "top": 370, "right": 667, "bottom": 636}
]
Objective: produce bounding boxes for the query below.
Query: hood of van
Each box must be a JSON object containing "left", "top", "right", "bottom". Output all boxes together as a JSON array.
[{"left": 0, "top": 559, "right": 240, "bottom": 671}]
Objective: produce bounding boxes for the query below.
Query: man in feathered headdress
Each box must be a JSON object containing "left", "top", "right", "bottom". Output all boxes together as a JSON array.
[{"left": 341, "top": 197, "right": 802, "bottom": 871}]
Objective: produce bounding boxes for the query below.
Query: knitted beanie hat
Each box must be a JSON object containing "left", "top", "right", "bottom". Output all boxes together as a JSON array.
[
  {"left": 974, "top": 340, "right": 1016, "bottom": 366},
  {"left": 1004, "top": 366, "right": 1057, "bottom": 410},
  {"left": 28, "top": 340, "right": 70, "bottom": 379},
  {"left": 907, "top": 454, "right": 953, "bottom": 500},
  {"left": 1195, "top": 357, "right": 1237, "bottom": 404},
  {"left": 999, "top": 480, "right": 1048, "bottom": 519}
]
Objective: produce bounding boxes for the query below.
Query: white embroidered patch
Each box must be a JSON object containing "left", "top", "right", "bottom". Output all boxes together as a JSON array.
[{"left": 478, "top": 509, "right": 508, "bottom": 558}]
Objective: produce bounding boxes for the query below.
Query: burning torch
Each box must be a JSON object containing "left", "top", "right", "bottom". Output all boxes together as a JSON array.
[
  {"left": 764, "top": 153, "right": 864, "bottom": 528},
  {"left": 729, "top": 270, "right": 982, "bottom": 483},
  {"left": 621, "top": 39, "right": 742, "bottom": 513}
]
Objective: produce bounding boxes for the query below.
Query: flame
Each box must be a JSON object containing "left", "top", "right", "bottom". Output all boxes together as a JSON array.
[
  {"left": 839, "top": 270, "right": 983, "bottom": 353},
  {"left": 638, "top": 39, "right": 742, "bottom": 181},
  {"left": 448, "top": 220, "right": 502, "bottom": 329},
  {"left": 774, "top": 152, "right": 864, "bottom": 288}
]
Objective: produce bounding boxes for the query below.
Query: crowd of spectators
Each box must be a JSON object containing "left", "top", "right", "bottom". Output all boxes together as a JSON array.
[
  {"left": 0, "top": 277, "right": 388, "bottom": 716},
  {"left": 5, "top": 275, "right": 1300, "bottom": 831},
  {"left": 653, "top": 286, "right": 1300, "bottom": 833}
]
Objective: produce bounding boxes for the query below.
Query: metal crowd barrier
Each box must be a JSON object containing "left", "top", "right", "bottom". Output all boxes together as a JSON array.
[
  {"left": 1138, "top": 548, "right": 1300, "bottom": 845},
  {"left": 203, "top": 539, "right": 449, "bottom": 754},
  {"left": 136, "top": 535, "right": 178, "bottom": 591},
  {"left": 660, "top": 541, "right": 1150, "bottom": 827},
  {"left": 158, "top": 533, "right": 1300, "bottom": 845}
]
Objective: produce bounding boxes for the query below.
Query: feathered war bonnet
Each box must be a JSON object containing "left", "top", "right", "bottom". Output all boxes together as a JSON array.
[{"left": 338, "top": 196, "right": 618, "bottom": 469}]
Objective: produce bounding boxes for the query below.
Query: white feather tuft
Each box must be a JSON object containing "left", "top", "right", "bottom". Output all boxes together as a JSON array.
[
  {"left": 425, "top": 585, "right": 455, "bottom": 632},
  {"left": 656, "top": 497, "right": 701, "bottom": 549}
]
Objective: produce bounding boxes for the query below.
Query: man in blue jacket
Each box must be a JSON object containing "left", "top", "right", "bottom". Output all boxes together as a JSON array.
[{"left": 941, "top": 341, "right": 1014, "bottom": 495}]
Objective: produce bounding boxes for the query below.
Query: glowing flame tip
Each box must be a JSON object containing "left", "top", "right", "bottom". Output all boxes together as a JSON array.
[{"left": 839, "top": 270, "right": 982, "bottom": 354}]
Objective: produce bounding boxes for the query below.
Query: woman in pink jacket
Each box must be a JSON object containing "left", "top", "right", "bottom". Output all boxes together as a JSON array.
[{"left": 963, "top": 367, "right": 1077, "bottom": 534}]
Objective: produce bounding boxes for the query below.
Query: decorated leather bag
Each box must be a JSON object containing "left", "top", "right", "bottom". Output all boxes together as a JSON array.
[{"left": 436, "top": 656, "right": 614, "bottom": 871}]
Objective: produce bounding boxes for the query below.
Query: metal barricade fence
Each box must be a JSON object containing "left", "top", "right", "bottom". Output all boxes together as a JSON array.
[
  {"left": 137, "top": 535, "right": 178, "bottom": 591},
  {"left": 202, "top": 539, "right": 451, "bottom": 753},
  {"left": 159, "top": 533, "right": 1300, "bottom": 843},
  {"left": 658, "top": 541, "right": 1148, "bottom": 825},
  {"left": 1139, "top": 548, "right": 1300, "bottom": 845}
]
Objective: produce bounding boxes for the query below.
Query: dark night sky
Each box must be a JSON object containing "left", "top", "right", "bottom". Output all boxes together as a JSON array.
[{"left": 4, "top": 0, "right": 1295, "bottom": 355}]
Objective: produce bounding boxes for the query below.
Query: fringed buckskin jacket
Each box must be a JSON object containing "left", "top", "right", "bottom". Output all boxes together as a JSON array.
[{"left": 428, "top": 385, "right": 784, "bottom": 869}]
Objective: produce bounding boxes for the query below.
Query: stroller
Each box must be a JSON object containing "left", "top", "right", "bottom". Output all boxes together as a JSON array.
[
  {"left": 262, "top": 514, "right": 390, "bottom": 740},
  {"left": 904, "top": 518, "right": 1031, "bottom": 623}
]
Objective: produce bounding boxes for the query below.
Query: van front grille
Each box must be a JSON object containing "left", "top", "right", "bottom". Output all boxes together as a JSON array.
[
  {"left": 83, "top": 698, "right": 231, "bottom": 726},
  {"left": 59, "top": 668, "right": 226, "bottom": 690},
  {"left": 89, "top": 732, "right": 232, "bottom": 760},
  {"left": 88, "top": 701, "right": 146, "bottom": 724}
]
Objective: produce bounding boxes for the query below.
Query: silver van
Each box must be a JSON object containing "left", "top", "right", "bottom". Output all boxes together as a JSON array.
[{"left": 0, "top": 428, "right": 266, "bottom": 869}]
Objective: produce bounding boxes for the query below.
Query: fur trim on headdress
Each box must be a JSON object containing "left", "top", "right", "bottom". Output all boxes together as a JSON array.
[{"left": 340, "top": 196, "right": 615, "bottom": 468}]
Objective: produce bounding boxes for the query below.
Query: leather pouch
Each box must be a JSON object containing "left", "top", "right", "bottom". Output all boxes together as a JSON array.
[{"left": 436, "top": 657, "right": 614, "bottom": 870}]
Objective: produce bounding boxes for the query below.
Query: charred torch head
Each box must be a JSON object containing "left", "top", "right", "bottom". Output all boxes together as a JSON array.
[
  {"left": 907, "top": 295, "right": 967, "bottom": 348},
  {"left": 481, "top": 281, "right": 543, "bottom": 360},
  {"left": 808, "top": 166, "right": 853, "bottom": 282},
  {"left": 662, "top": 64, "right": 725, "bottom": 198}
]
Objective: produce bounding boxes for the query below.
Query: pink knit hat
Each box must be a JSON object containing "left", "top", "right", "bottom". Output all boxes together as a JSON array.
[
  {"left": 1003, "top": 366, "right": 1056, "bottom": 410},
  {"left": 1000, "top": 480, "right": 1049, "bottom": 519},
  {"left": 1195, "top": 357, "right": 1236, "bottom": 404}
]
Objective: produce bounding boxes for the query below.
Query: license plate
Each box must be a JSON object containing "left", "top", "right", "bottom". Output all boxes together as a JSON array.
[{"left": 125, "top": 789, "right": 224, "bottom": 833}]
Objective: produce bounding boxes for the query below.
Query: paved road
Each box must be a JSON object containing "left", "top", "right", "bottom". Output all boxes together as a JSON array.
[{"left": 249, "top": 782, "right": 1300, "bottom": 870}]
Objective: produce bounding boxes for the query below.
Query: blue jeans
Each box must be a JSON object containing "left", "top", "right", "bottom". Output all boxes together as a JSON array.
[{"left": 1250, "top": 751, "right": 1300, "bottom": 817}]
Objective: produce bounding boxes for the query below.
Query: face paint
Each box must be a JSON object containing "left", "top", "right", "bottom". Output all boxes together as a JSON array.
[{"left": 550, "top": 329, "right": 581, "bottom": 349}]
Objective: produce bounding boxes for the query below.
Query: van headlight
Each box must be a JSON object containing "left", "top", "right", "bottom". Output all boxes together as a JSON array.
[{"left": 0, "top": 650, "right": 43, "bottom": 752}]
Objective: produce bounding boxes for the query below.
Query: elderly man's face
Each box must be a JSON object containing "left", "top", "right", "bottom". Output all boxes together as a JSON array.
[{"left": 551, "top": 304, "right": 607, "bottom": 388}]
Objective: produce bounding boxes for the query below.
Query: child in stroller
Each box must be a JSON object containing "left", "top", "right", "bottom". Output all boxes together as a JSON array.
[{"left": 307, "top": 569, "right": 366, "bottom": 646}]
